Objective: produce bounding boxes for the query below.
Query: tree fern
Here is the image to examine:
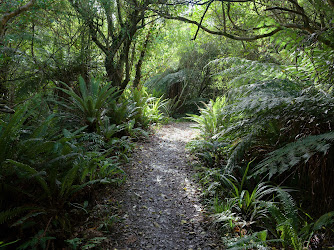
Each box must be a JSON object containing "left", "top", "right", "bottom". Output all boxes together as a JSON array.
[
  {"left": 207, "top": 80, "right": 332, "bottom": 171},
  {"left": 253, "top": 132, "right": 334, "bottom": 178},
  {"left": 144, "top": 70, "right": 187, "bottom": 95},
  {"left": 206, "top": 57, "right": 287, "bottom": 89}
]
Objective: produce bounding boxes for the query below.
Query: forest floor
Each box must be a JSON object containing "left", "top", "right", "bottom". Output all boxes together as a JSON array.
[{"left": 106, "top": 122, "right": 221, "bottom": 249}]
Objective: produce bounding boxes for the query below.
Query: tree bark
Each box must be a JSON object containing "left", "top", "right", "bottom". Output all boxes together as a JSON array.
[
  {"left": 105, "top": 54, "right": 123, "bottom": 87},
  {"left": 133, "top": 25, "right": 153, "bottom": 88},
  {"left": 0, "top": 0, "right": 36, "bottom": 42}
]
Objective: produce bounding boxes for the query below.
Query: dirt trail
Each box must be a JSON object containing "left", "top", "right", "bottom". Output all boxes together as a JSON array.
[{"left": 112, "top": 122, "right": 219, "bottom": 249}]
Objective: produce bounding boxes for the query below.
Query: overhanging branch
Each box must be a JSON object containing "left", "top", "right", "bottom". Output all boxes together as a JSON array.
[
  {"left": 192, "top": 0, "right": 214, "bottom": 40},
  {"left": 153, "top": 10, "right": 282, "bottom": 41},
  {"left": 1, "top": 0, "right": 36, "bottom": 38}
]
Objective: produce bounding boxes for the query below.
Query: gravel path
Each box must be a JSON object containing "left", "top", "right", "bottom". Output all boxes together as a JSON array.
[{"left": 112, "top": 122, "right": 220, "bottom": 249}]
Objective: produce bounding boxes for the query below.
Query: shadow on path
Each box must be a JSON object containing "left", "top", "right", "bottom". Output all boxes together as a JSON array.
[{"left": 112, "top": 122, "right": 220, "bottom": 249}]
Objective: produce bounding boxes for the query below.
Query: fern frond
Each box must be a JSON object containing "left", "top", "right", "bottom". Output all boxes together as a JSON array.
[
  {"left": 59, "top": 165, "right": 80, "bottom": 198},
  {"left": 11, "top": 211, "right": 45, "bottom": 227},
  {"left": 206, "top": 57, "right": 287, "bottom": 89},
  {"left": 226, "top": 134, "right": 254, "bottom": 171},
  {"left": 144, "top": 70, "right": 186, "bottom": 94},
  {"left": 0, "top": 207, "right": 30, "bottom": 224},
  {"left": 4, "top": 159, "right": 51, "bottom": 197},
  {"left": 253, "top": 132, "right": 334, "bottom": 178}
]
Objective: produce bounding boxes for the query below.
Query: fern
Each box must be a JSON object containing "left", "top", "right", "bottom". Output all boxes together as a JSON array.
[
  {"left": 11, "top": 211, "right": 46, "bottom": 227},
  {"left": 206, "top": 57, "right": 287, "bottom": 89},
  {"left": 267, "top": 190, "right": 300, "bottom": 249},
  {"left": 4, "top": 159, "right": 51, "bottom": 198},
  {"left": 188, "top": 96, "right": 228, "bottom": 139},
  {"left": 144, "top": 70, "right": 187, "bottom": 94},
  {"left": 0, "top": 207, "right": 30, "bottom": 225},
  {"left": 194, "top": 77, "right": 333, "bottom": 171},
  {"left": 312, "top": 211, "right": 334, "bottom": 231},
  {"left": 57, "top": 76, "right": 119, "bottom": 132},
  {"left": 0, "top": 105, "right": 29, "bottom": 164},
  {"left": 225, "top": 230, "right": 282, "bottom": 250},
  {"left": 59, "top": 165, "right": 80, "bottom": 198},
  {"left": 253, "top": 131, "right": 334, "bottom": 178}
]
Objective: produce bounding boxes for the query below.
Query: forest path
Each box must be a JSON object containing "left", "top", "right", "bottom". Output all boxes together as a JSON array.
[{"left": 112, "top": 122, "right": 219, "bottom": 249}]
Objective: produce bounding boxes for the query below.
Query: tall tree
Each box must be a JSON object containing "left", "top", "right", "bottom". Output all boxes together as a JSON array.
[{"left": 68, "top": 0, "right": 154, "bottom": 91}]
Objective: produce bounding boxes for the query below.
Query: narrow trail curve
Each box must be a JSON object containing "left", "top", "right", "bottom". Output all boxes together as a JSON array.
[{"left": 112, "top": 122, "right": 220, "bottom": 249}]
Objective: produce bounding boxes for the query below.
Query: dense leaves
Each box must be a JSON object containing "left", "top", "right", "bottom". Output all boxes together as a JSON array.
[
  {"left": 188, "top": 56, "right": 334, "bottom": 248},
  {"left": 0, "top": 79, "right": 164, "bottom": 248}
]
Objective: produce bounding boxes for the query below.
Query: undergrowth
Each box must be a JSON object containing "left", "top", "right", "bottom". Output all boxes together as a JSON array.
[
  {"left": 188, "top": 55, "right": 334, "bottom": 249},
  {"left": 0, "top": 77, "right": 165, "bottom": 249}
]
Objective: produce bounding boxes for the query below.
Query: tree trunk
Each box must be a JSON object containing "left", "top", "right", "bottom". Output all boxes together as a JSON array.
[
  {"left": 105, "top": 54, "right": 123, "bottom": 88},
  {"left": 133, "top": 26, "right": 153, "bottom": 88}
]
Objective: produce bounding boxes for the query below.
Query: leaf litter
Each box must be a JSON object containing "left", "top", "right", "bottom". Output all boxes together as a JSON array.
[{"left": 107, "top": 122, "right": 220, "bottom": 249}]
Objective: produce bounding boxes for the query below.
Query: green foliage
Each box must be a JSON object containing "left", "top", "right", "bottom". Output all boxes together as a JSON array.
[
  {"left": 187, "top": 139, "right": 228, "bottom": 168},
  {"left": 210, "top": 163, "right": 276, "bottom": 234},
  {"left": 268, "top": 190, "right": 301, "bottom": 249},
  {"left": 268, "top": 189, "right": 334, "bottom": 249},
  {"left": 254, "top": 131, "right": 334, "bottom": 179},
  {"left": 224, "top": 230, "right": 275, "bottom": 249},
  {"left": 121, "top": 87, "right": 166, "bottom": 128},
  {"left": 58, "top": 77, "right": 119, "bottom": 132},
  {"left": 2, "top": 0, "right": 334, "bottom": 247},
  {"left": 189, "top": 59, "right": 334, "bottom": 207},
  {"left": 18, "top": 230, "right": 56, "bottom": 250},
  {"left": 207, "top": 57, "right": 286, "bottom": 89},
  {"left": 0, "top": 84, "right": 155, "bottom": 247},
  {"left": 66, "top": 236, "right": 108, "bottom": 249},
  {"left": 190, "top": 54, "right": 334, "bottom": 247},
  {"left": 0, "top": 105, "right": 29, "bottom": 164},
  {"left": 188, "top": 96, "right": 227, "bottom": 139},
  {"left": 145, "top": 70, "right": 186, "bottom": 96}
]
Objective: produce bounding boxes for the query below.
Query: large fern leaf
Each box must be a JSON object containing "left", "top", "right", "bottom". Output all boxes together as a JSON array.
[{"left": 253, "top": 132, "right": 334, "bottom": 178}]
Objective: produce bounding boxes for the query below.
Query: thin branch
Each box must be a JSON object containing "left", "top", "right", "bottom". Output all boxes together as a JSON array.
[
  {"left": 160, "top": 0, "right": 252, "bottom": 6},
  {"left": 0, "top": 0, "right": 36, "bottom": 38},
  {"left": 222, "top": 1, "right": 226, "bottom": 32},
  {"left": 192, "top": 0, "right": 214, "bottom": 40},
  {"left": 287, "top": 0, "right": 311, "bottom": 28},
  {"left": 116, "top": 0, "right": 124, "bottom": 28},
  {"left": 265, "top": 6, "right": 307, "bottom": 19},
  {"left": 153, "top": 10, "right": 282, "bottom": 41},
  {"left": 227, "top": 2, "right": 247, "bottom": 31}
]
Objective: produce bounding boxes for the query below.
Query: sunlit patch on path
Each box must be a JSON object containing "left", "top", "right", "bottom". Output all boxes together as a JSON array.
[{"left": 111, "top": 122, "right": 219, "bottom": 249}]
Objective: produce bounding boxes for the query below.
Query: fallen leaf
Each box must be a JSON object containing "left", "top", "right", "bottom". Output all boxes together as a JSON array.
[{"left": 153, "top": 222, "right": 161, "bottom": 228}]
